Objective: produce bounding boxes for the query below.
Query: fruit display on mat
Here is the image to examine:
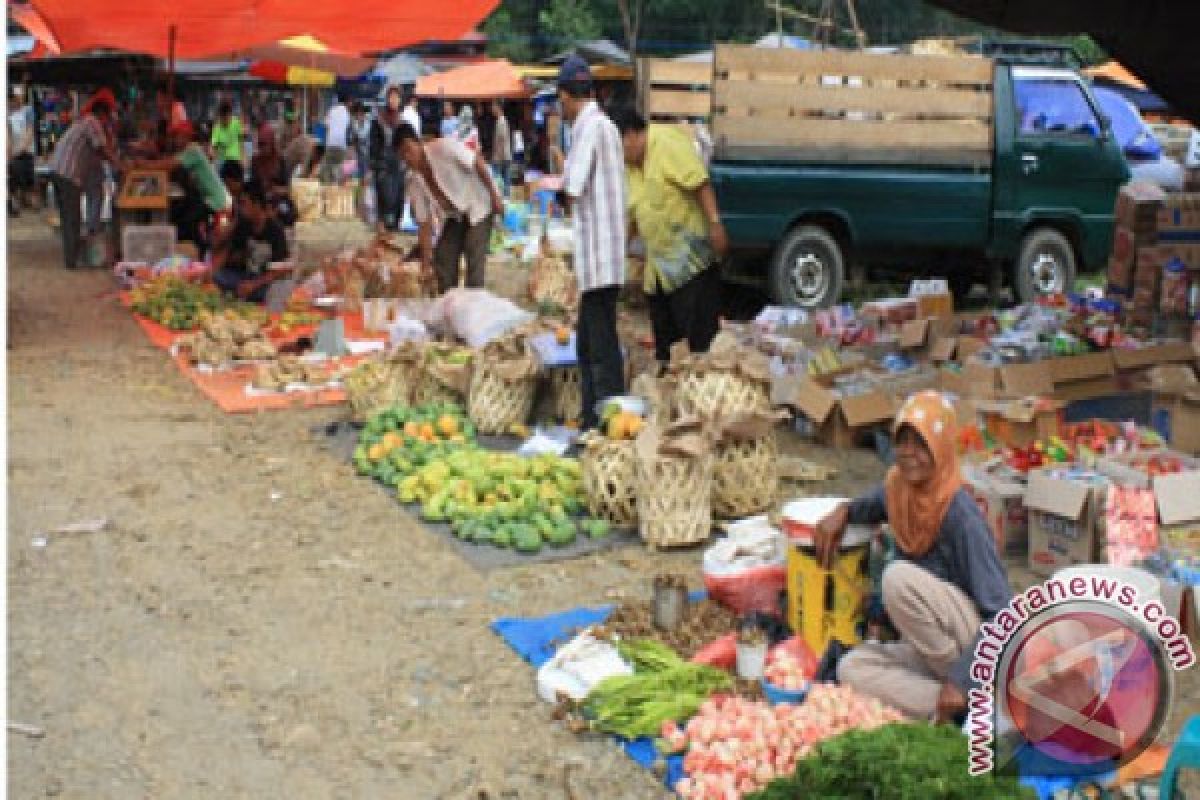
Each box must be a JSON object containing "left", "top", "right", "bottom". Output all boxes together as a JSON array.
[
  {"left": 177, "top": 312, "right": 276, "bottom": 366},
  {"left": 130, "top": 276, "right": 224, "bottom": 330},
  {"left": 251, "top": 355, "right": 333, "bottom": 392},
  {"left": 353, "top": 404, "right": 476, "bottom": 481},
  {"left": 354, "top": 405, "right": 602, "bottom": 553},
  {"left": 273, "top": 310, "right": 325, "bottom": 334}
]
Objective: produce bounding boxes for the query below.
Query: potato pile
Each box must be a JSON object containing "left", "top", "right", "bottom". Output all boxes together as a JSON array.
[{"left": 178, "top": 311, "right": 276, "bottom": 367}]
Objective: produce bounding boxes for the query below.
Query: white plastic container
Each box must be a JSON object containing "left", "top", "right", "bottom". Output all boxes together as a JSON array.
[{"left": 735, "top": 639, "right": 767, "bottom": 680}]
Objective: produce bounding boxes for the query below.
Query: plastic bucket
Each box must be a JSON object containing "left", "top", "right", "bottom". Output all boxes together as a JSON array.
[
  {"left": 735, "top": 640, "right": 767, "bottom": 680},
  {"left": 781, "top": 497, "right": 847, "bottom": 542},
  {"left": 786, "top": 530, "right": 872, "bottom": 657}
]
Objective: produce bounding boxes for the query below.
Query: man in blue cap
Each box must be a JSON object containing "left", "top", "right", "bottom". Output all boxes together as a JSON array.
[{"left": 557, "top": 54, "right": 627, "bottom": 432}]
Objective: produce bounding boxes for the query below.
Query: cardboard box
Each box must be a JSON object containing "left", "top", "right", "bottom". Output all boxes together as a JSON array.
[
  {"left": 979, "top": 397, "right": 1064, "bottom": 448},
  {"left": 1025, "top": 468, "right": 1110, "bottom": 577},
  {"left": 782, "top": 377, "right": 895, "bottom": 449},
  {"left": 1107, "top": 254, "right": 1133, "bottom": 292},
  {"left": 1115, "top": 181, "right": 1167, "bottom": 235},
  {"left": 963, "top": 465, "right": 1029, "bottom": 558},
  {"left": 1158, "top": 242, "right": 1200, "bottom": 270},
  {"left": 1048, "top": 352, "right": 1117, "bottom": 403},
  {"left": 916, "top": 293, "right": 954, "bottom": 319},
  {"left": 937, "top": 360, "right": 1054, "bottom": 401},
  {"left": 1155, "top": 389, "right": 1200, "bottom": 456},
  {"left": 1096, "top": 453, "right": 1200, "bottom": 547}
]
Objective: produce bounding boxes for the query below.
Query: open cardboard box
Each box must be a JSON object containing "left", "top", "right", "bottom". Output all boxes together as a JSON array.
[
  {"left": 1024, "top": 468, "right": 1110, "bottom": 577},
  {"left": 938, "top": 360, "right": 1054, "bottom": 401},
  {"left": 1141, "top": 365, "right": 1200, "bottom": 455},
  {"left": 963, "top": 464, "right": 1029, "bottom": 558},
  {"left": 978, "top": 396, "right": 1064, "bottom": 448},
  {"left": 778, "top": 377, "right": 896, "bottom": 449}
]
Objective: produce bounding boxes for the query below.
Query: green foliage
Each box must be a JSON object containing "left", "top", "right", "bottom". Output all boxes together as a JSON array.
[
  {"left": 541, "top": 0, "right": 603, "bottom": 45},
  {"left": 747, "top": 723, "right": 1036, "bottom": 800}
]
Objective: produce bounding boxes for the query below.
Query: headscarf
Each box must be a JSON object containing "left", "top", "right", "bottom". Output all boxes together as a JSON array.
[
  {"left": 883, "top": 390, "right": 962, "bottom": 557},
  {"left": 82, "top": 87, "right": 117, "bottom": 115}
]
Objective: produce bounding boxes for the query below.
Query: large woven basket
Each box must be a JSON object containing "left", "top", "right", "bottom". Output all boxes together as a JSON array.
[
  {"left": 547, "top": 367, "right": 582, "bottom": 422},
  {"left": 292, "top": 179, "right": 321, "bottom": 222},
  {"left": 468, "top": 366, "right": 537, "bottom": 434},
  {"left": 675, "top": 369, "right": 770, "bottom": 418},
  {"left": 712, "top": 432, "right": 779, "bottom": 519},
  {"left": 345, "top": 360, "right": 392, "bottom": 423},
  {"left": 636, "top": 451, "right": 713, "bottom": 549},
  {"left": 528, "top": 252, "right": 577, "bottom": 310},
  {"left": 414, "top": 372, "right": 462, "bottom": 407},
  {"left": 580, "top": 438, "right": 638, "bottom": 527}
]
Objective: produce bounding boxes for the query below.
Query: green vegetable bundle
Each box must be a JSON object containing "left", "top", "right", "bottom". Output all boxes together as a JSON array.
[
  {"left": 583, "top": 640, "right": 732, "bottom": 740},
  {"left": 747, "top": 723, "right": 1035, "bottom": 800}
]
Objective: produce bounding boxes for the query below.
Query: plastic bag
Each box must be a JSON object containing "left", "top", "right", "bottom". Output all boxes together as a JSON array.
[
  {"left": 437, "top": 288, "right": 534, "bottom": 349},
  {"left": 702, "top": 517, "right": 787, "bottom": 615},
  {"left": 690, "top": 633, "right": 736, "bottom": 671},
  {"left": 535, "top": 631, "right": 632, "bottom": 703}
]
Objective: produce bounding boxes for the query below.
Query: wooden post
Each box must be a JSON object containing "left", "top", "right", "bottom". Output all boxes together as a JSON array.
[{"left": 167, "top": 24, "right": 177, "bottom": 100}]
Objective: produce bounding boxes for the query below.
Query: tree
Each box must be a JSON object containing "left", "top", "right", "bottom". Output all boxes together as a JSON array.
[
  {"left": 540, "top": 0, "right": 602, "bottom": 45},
  {"left": 615, "top": 0, "right": 644, "bottom": 60},
  {"left": 482, "top": 7, "right": 535, "bottom": 62}
]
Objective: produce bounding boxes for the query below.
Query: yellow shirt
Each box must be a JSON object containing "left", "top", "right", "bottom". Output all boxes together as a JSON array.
[{"left": 626, "top": 124, "right": 712, "bottom": 294}]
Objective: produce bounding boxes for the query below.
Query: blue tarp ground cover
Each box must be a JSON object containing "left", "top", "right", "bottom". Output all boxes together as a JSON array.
[{"left": 491, "top": 599, "right": 1093, "bottom": 799}]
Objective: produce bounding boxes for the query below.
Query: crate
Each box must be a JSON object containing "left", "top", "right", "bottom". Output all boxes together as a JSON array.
[{"left": 121, "top": 224, "right": 176, "bottom": 265}]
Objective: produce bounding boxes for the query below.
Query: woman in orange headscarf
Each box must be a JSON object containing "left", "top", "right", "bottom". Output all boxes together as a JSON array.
[{"left": 815, "top": 390, "right": 1012, "bottom": 721}]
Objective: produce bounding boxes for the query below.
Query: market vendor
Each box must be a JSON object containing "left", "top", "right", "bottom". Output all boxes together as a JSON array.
[
  {"left": 558, "top": 56, "right": 627, "bottom": 432},
  {"left": 133, "top": 121, "right": 232, "bottom": 257},
  {"left": 393, "top": 122, "right": 503, "bottom": 293},
  {"left": 250, "top": 122, "right": 296, "bottom": 228},
  {"left": 211, "top": 180, "right": 289, "bottom": 302},
  {"left": 814, "top": 390, "right": 1012, "bottom": 722},
  {"left": 614, "top": 108, "right": 728, "bottom": 365}
]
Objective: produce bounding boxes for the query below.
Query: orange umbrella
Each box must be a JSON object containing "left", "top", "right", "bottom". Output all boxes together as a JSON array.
[
  {"left": 415, "top": 59, "right": 530, "bottom": 100},
  {"left": 20, "top": 0, "right": 501, "bottom": 59}
]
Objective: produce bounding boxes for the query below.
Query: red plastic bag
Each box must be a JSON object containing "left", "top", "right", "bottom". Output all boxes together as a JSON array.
[
  {"left": 702, "top": 564, "right": 787, "bottom": 615},
  {"left": 690, "top": 633, "right": 737, "bottom": 670},
  {"left": 768, "top": 637, "right": 818, "bottom": 679}
]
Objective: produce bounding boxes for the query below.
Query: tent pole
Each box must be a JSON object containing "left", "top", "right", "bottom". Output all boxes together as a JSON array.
[{"left": 167, "top": 24, "right": 177, "bottom": 99}]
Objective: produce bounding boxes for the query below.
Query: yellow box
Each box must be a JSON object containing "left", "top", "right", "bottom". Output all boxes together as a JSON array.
[{"left": 785, "top": 533, "right": 871, "bottom": 656}]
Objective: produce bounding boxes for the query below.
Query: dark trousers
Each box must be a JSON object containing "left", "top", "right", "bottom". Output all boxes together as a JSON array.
[
  {"left": 647, "top": 265, "right": 721, "bottom": 363},
  {"left": 374, "top": 163, "right": 405, "bottom": 230},
  {"left": 577, "top": 286, "right": 625, "bottom": 431},
  {"left": 52, "top": 175, "right": 83, "bottom": 269},
  {"left": 433, "top": 214, "right": 492, "bottom": 293}
]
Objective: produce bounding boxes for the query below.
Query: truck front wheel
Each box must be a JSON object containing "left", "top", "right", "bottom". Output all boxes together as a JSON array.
[
  {"left": 769, "top": 225, "right": 845, "bottom": 308},
  {"left": 1014, "top": 228, "right": 1076, "bottom": 304}
]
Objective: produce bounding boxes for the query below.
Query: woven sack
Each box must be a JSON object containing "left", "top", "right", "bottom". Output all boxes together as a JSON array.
[{"left": 580, "top": 435, "right": 638, "bottom": 527}]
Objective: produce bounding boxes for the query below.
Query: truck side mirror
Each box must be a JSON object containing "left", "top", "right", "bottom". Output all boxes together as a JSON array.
[{"left": 1097, "top": 113, "right": 1112, "bottom": 142}]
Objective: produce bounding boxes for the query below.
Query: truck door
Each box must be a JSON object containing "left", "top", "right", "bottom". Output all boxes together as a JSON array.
[{"left": 998, "top": 69, "right": 1129, "bottom": 265}]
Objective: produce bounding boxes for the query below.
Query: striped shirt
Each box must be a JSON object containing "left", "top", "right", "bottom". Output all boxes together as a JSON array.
[
  {"left": 48, "top": 115, "right": 109, "bottom": 188},
  {"left": 563, "top": 101, "right": 625, "bottom": 292}
]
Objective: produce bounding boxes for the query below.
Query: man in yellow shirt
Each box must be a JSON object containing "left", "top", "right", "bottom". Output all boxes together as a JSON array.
[{"left": 614, "top": 109, "right": 728, "bottom": 364}]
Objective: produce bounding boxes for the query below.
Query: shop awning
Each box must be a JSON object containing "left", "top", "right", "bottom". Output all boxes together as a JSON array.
[
  {"left": 16, "top": 0, "right": 501, "bottom": 59},
  {"left": 415, "top": 59, "right": 530, "bottom": 100},
  {"left": 514, "top": 64, "right": 633, "bottom": 81}
]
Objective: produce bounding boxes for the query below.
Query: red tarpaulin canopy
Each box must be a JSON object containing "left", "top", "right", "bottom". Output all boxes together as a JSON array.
[
  {"left": 415, "top": 59, "right": 529, "bottom": 100},
  {"left": 16, "top": 0, "right": 501, "bottom": 58}
]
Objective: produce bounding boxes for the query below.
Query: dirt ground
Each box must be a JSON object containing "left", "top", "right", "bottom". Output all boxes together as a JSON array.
[{"left": 6, "top": 215, "right": 1198, "bottom": 798}]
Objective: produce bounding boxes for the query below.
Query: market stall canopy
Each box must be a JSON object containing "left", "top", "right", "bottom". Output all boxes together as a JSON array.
[
  {"left": 923, "top": 0, "right": 1200, "bottom": 125},
  {"left": 371, "top": 53, "right": 434, "bottom": 87},
  {"left": 514, "top": 64, "right": 633, "bottom": 81},
  {"left": 415, "top": 59, "right": 529, "bottom": 100},
  {"left": 544, "top": 39, "right": 630, "bottom": 66},
  {"left": 216, "top": 35, "right": 374, "bottom": 78},
  {"left": 14, "top": 0, "right": 501, "bottom": 59}
]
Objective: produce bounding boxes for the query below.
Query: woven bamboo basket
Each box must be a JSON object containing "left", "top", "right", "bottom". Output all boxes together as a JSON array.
[
  {"left": 636, "top": 451, "right": 714, "bottom": 549},
  {"left": 548, "top": 367, "right": 582, "bottom": 422},
  {"left": 292, "top": 179, "right": 321, "bottom": 222},
  {"left": 580, "top": 438, "right": 638, "bottom": 527},
  {"left": 384, "top": 358, "right": 422, "bottom": 408},
  {"left": 712, "top": 432, "right": 779, "bottom": 519},
  {"left": 345, "top": 361, "right": 393, "bottom": 423},
  {"left": 414, "top": 373, "right": 462, "bottom": 407},
  {"left": 675, "top": 369, "right": 769, "bottom": 418},
  {"left": 467, "top": 366, "right": 537, "bottom": 434},
  {"left": 321, "top": 185, "right": 356, "bottom": 220}
]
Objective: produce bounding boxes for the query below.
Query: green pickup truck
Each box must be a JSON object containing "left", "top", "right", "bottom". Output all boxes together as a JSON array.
[{"left": 710, "top": 60, "right": 1131, "bottom": 307}]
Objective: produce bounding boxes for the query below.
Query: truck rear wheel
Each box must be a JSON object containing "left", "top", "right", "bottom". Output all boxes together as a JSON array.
[
  {"left": 769, "top": 225, "right": 845, "bottom": 308},
  {"left": 1014, "top": 228, "right": 1076, "bottom": 304}
]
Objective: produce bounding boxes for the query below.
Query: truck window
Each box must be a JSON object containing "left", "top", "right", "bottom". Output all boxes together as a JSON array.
[{"left": 1014, "top": 78, "right": 1102, "bottom": 138}]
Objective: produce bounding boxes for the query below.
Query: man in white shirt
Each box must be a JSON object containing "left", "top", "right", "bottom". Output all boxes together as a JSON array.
[
  {"left": 393, "top": 123, "right": 503, "bottom": 293},
  {"left": 559, "top": 55, "right": 627, "bottom": 431},
  {"left": 401, "top": 94, "right": 422, "bottom": 138},
  {"left": 8, "top": 89, "right": 37, "bottom": 215},
  {"left": 320, "top": 92, "right": 350, "bottom": 184}
]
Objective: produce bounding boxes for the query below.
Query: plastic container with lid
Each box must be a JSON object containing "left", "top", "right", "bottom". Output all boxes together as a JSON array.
[{"left": 780, "top": 497, "right": 874, "bottom": 547}]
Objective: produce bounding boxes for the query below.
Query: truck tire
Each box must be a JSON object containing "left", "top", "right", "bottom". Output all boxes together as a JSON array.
[
  {"left": 1014, "top": 227, "right": 1076, "bottom": 304},
  {"left": 769, "top": 225, "right": 845, "bottom": 308}
]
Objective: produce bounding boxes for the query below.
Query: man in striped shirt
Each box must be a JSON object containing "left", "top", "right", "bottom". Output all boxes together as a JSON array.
[
  {"left": 48, "top": 90, "right": 121, "bottom": 269},
  {"left": 559, "top": 56, "right": 627, "bottom": 432}
]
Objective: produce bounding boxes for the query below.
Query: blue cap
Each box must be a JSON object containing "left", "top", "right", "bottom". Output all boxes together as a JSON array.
[{"left": 556, "top": 54, "right": 593, "bottom": 89}]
